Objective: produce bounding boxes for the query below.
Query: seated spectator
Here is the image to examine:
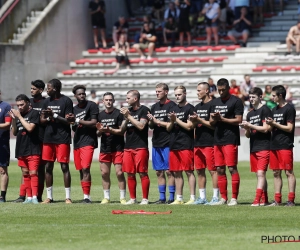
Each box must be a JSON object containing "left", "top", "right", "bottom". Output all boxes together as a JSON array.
[
  {"left": 208, "top": 77, "right": 217, "bottom": 98},
  {"left": 240, "top": 74, "right": 256, "bottom": 102},
  {"left": 115, "top": 34, "right": 131, "bottom": 71},
  {"left": 134, "top": 15, "right": 156, "bottom": 43},
  {"left": 234, "top": 0, "right": 249, "bottom": 18},
  {"left": 163, "top": 16, "right": 178, "bottom": 47},
  {"left": 176, "top": 0, "right": 192, "bottom": 46},
  {"left": 202, "top": 0, "right": 220, "bottom": 46},
  {"left": 227, "top": 6, "right": 251, "bottom": 47},
  {"left": 164, "top": 1, "right": 180, "bottom": 23},
  {"left": 285, "top": 21, "right": 300, "bottom": 56},
  {"left": 263, "top": 85, "right": 277, "bottom": 110},
  {"left": 229, "top": 79, "right": 243, "bottom": 99},
  {"left": 251, "top": 0, "right": 263, "bottom": 25},
  {"left": 152, "top": 0, "right": 165, "bottom": 24},
  {"left": 112, "top": 16, "right": 129, "bottom": 44},
  {"left": 88, "top": 90, "right": 100, "bottom": 105},
  {"left": 218, "top": 0, "right": 227, "bottom": 36},
  {"left": 193, "top": 11, "right": 206, "bottom": 36},
  {"left": 133, "top": 22, "right": 157, "bottom": 59}
]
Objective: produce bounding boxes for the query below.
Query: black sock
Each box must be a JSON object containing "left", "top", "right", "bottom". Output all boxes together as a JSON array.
[{"left": 1, "top": 191, "right": 6, "bottom": 199}]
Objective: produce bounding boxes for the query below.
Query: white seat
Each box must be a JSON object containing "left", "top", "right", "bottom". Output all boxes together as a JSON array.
[
  {"left": 172, "top": 68, "right": 186, "bottom": 74},
  {"left": 90, "top": 80, "right": 103, "bottom": 86},
  {"left": 89, "top": 69, "right": 103, "bottom": 75},
  {"left": 76, "top": 69, "right": 90, "bottom": 75},
  {"left": 131, "top": 69, "right": 144, "bottom": 75},
  {"left": 144, "top": 68, "right": 158, "bottom": 74},
  {"left": 201, "top": 67, "right": 215, "bottom": 73}
]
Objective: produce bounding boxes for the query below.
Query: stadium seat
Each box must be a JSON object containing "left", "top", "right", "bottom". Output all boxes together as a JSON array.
[
  {"left": 211, "top": 45, "right": 227, "bottom": 51},
  {"left": 252, "top": 66, "right": 267, "bottom": 72},
  {"left": 129, "top": 48, "right": 136, "bottom": 53},
  {"left": 157, "top": 58, "right": 171, "bottom": 63},
  {"left": 185, "top": 57, "right": 200, "bottom": 63},
  {"left": 159, "top": 68, "right": 172, "bottom": 74},
  {"left": 89, "top": 59, "right": 103, "bottom": 64},
  {"left": 170, "top": 46, "right": 184, "bottom": 52},
  {"left": 103, "top": 69, "right": 116, "bottom": 75},
  {"left": 117, "top": 69, "right": 130, "bottom": 75},
  {"left": 99, "top": 48, "right": 114, "bottom": 54},
  {"left": 76, "top": 69, "right": 90, "bottom": 75},
  {"left": 144, "top": 58, "right": 157, "bottom": 64},
  {"left": 90, "top": 80, "right": 103, "bottom": 86},
  {"left": 75, "top": 59, "right": 89, "bottom": 65},
  {"left": 199, "top": 57, "right": 213, "bottom": 62},
  {"left": 266, "top": 66, "right": 280, "bottom": 72},
  {"left": 103, "top": 59, "right": 116, "bottom": 64},
  {"left": 281, "top": 66, "right": 295, "bottom": 71},
  {"left": 197, "top": 46, "right": 212, "bottom": 51},
  {"left": 183, "top": 46, "right": 198, "bottom": 52},
  {"left": 62, "top": 69, "right": 77, "bottom": 75},
  {"left": 171, "top": 57, "right": 185, "bottom": 63},
  {"left": 186, "top": 68, "right": 201, "bottom": 74},
  {"left": 89, "top": 69, "right": 103, "bottom": 75},
  {"left": 155, "top": 47, "right": 168, "bottom": 52},
  {"left": 144, "top": 68, "right": 158, "bottom": 74},
  {"left": 225, "top": 45, "right": 240, "bottom": 50},
  {"left": 87, "top": 49, "right": 99, "bottom": 54},
  {"left": 130, "top": 58, "right": 141, "bottom": 64},
  {"left": 201, "top": 67, "right": 215, "bottom": 73},
  {"left": 131, "top": 69, "right": 144, "bottom": 75},
  {"left": 213, "top": 56, "right": 228, "bottom": 62},
  {"left": 172, "top": 68, "right": 186, "bottom": 74}
]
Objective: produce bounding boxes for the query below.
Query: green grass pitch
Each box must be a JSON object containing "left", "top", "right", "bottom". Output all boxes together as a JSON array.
[{"left": 1, "top": 161, "right": 300, "bottom": 250}]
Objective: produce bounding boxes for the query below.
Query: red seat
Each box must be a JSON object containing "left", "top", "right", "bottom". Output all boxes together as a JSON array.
[
  {"left": 75, "top": 59, "right": 89, "bottom": 64},
  {"left": 281, "top": 66, "right": 295, "bottom": 71},
  {"left": 199, "top": 57, "right": 212, "bottom": 62},
  {"left": 62, "top": 70, "right": 77, "bottom": 75},
  {"left": 171, "top": 57, "right": 185, "bottom": 63},
  {"left": 103, "top": 69, "right": 116, "bottom": 75},
  {"left": 157, "top": 58, "right": 171, "bottom": 63},
  {"left": 129, "top": 48, "right": 136, "bottom": 53},
  {"left": 159, "top": 68, "right": 172, "bottom": 74},
  {"left": 87, "top": 49, "right": 99, "bottom": 54},
  {"left": 194, "top": 37, "right": 206, "bottom": 41},
  {"left": 144, "top": 58, "right": 157, "bottom": 63},
  {"left": 100, "top": 48, "right": 114, "bottom": 54},
  {"left": 211, "top": 46, "right": 226, "bottom": 51},
  {"left": 89, "top": 59, "right": 103, "bottom": 64},
  {"left": 266, "top": 66, "right": 280, "bottom": 72},
  {"left": 103, "top": 59, "right": 115, "bottom": 64},
  {"left": 252, "top": 66, "right": 267, "bottom": 72},
  {"left": 186, "top": 68, "right": 201, "bottom": 73},
  {"left": 185, "top": 57, "right": 200, "bottom": 63},
  {"left": 213, "top": 56, "right": 228, "bottom": 62},
  {"left": 295, "top": 66, "right": 300, "bottom": 71},
  {"left": 129, "top": 58, "right": 141, "bottom": 64},
  {"left": 170, "top": 46, "right": 184, "bottom": 52},
  {"left": 183, "top": 46, "right": 198, "bottom": 52},
  {"left": 226, "top": 45, "right": 240, "bottom": 50},
  {"left": 155, "top": 47, "right": 168, "bottom": 52},
  {"left": 129, "top": 27, "right": 140, "bottom": 32},
  {"left": 197, "top": 46, "right": 212, "bottom": 51}
]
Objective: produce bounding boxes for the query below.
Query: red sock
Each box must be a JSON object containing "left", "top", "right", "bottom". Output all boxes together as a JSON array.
[
  {"left": 231, "top": 173, "right": 240, "bottom": 199},
  {"left": 275, "top": 193, "right": 282, "bottom": 203},
  {"left": 288, "top": 192, "right": 295, "bottom": 203},
  {"left": 254, "top": 188, "right": 263, "bottom": 203},
  {"left": 261, "top": 190, "right": 268, "bottom": 204},
  {"left": 218, "top": 175, "right": 228, "bottom": 200},
  {"left": 127, "top": 176, "right": 137, "bottom": 199},
  {"left": 140, "top": 175, "right": 150, "bottom": 199},
  {"left": 30, "top": 174, "right": 38, "bottom": 197},
  {"left": 23, "top": 174, "right": 32, "bottom": 197},
  {"left": 19, "top": 182, "right": 26, "bottom": 197},
  {"left": 81, "top": 181, "right": 91, "bottom": 195}
]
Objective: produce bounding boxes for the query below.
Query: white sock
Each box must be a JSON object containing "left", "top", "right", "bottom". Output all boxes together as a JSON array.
[
  {"left": 46, "top": 186, "right": 52, "bottom": 199},
  {"left": 190, "top": 195, "right": 196, "bottom": 200},
  {"left": 104, "top": 189, "right": 110, "bottom": 199},
  {"left": 32, "top": 196, "right": 37, "bottom": 199},
  {"left": 65, "top": 188, "right": 71, "bottom": 199},
  {"left": 177, "top": 195, "right": 183, "bottom": 201},
  {"left": 213, "top": 188, "right": 219, "bottom": 198},
  {"left": 199, "top": 188, "right": 206, "bottom": 199},
  {"left": 120, "top": 189, "right": 126, "bottom": 200},
  {"left": 27, "top": 197, "right": 32, "bottom": 200},
  {"left": 84, "top": 194, "right": 90, "bottom": 200}
]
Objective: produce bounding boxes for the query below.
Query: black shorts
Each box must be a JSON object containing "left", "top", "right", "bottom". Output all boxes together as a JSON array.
[
  {"left": 0, "top": 143, "right": 10, "bottom": 167},
  {"left": 178, "top": 20, "right": 191, "bottom": 33},
  {"left": 91, "top": 17, "right": 106, "bottom": 29}
]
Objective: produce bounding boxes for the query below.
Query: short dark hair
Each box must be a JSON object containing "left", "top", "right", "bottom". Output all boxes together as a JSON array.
[
  {"left": 217, "top": 78, "right": 230, "bottom": 88},
  {"left": 48, "top": 79, "right": 62, "bottom": 92},
  {"left": 127, "top": 90, "right": 140, "bottom": 101},
  {"left": 103, "top": 92, "right": 114, "bottom": 99},
  {"left": 249, "top": 87, "right": 263, "bottom": 97},
  {"left": 31, "top": 79, "right": 45, "bottom": 90},
  {"left": 72, "top": 85, "right": 86, "bottom": 94},
  {"left": 156, "top": 83, "right": 169, "bottom": 91},
  {"left": 272, "top": 85, "right": 286, "bottom": 99},
  {"left": 198, "top": 82, "right": 210, "bottom": 91},
  {"left": 15, "top": 94, "right": 30, "bottom": 102}
]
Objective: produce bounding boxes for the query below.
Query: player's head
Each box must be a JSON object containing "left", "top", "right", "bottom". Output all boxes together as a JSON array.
[
  {"left": 103, "top": 92, "right": 115, "bottom": 109},
  {"left": 217, "top": 78, "right": 230, "bottom": 99},
  {"left": 197, "top": 82, "right": 210, "bottom": 101},
  {"left": 155, "top": 83, "right": 169, "bottom": 101},
  {"left": 15, "top": 94, "right": 30, "bottom": 114},
  {"left": 47, "top": 79, "right": 62, "bottom": 97},
  {"left": 31, "top": 80, "right": 45, "bottom": 98},
  {"left": 72, "top": 85, "right": 87, "bottom": 104},
  {"left": 174, "top": 85, "right": 186, "bottom": 104},
  {"left": 249, "top": 87, "right": 263, "bottom": 106},
  {"left": 126, "top": 90, "right": 140, "bottom": 106},
  {"left": 271, "top": 85, "right": 286, "bottom": 103}
]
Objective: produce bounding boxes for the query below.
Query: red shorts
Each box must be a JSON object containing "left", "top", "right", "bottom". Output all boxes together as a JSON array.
[
  {"left": 74, "top": 146, "right": 94, "bottom": 170},
  {"left": 122, "top": 149, "right": 149, "bottom": 174},
  {"left": 18, "top": 155, "right": 40, "bottom": 171},
  {"left": 99, "top": 151, "right": 123, "bottom": 165},
  {"left": 214, "top": 144, "right": 238, "bottom": 167},
  {"left": 169, "top": 149, "right": 194, "bottom": 171},
  {"left": 42, "top": 143, "right": 70, "bottom": 163},
  {"left": 269, "top": 149, "right": 293, "bottom": 170},
  {"left": 194, "top": 146, "right": 215, "bottom": 171},
  {"left": 250, "top": 150, "right": 269, "bottom": 172}
]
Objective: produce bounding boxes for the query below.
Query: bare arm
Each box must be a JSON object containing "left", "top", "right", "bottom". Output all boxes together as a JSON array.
[
  {"left": 266, "top": 118, "right": 294, "bottom": 133},
  {"left": 189, "top": 112, "right": 215, "bottom": 130},
  {"left": 10, "top": 109, "right": 36, "bottom": 133},
  {"left": 128, "top": 116, "right": 148, "bottom": 131},
  {"left": 219, "top": 114, "right": 243, "bottom": 126},
  {"left": 78, "top": 118, "right": 97, "bottom": 128}
]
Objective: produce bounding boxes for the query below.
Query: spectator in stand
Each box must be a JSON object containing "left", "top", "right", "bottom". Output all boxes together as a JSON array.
[
  {"left": 234, "top": 0, "right": 249, "bottom": 18},
  {"left": 208, "top": 77, "right": 217, "bottom": 98},
  {"left": 285, "top": 21, "right": 300, "bottom": 56},
  {"left": 175, "top": 0, "right": 192, "bottom": 46},
  {"left": 133, "top": 22, "right": 157, "bottom": 59},
  {"left": 88, "top": 90, "right": 100, "bottom": 105},
  {"left": 134, "top": 15, "right": 156, "bottom": 43},
  {"left": 229, "top": 79, "right": 243, "bottom": 99},
  {"left": 163, "top": 16, "right": 178, "bottom": 46},
  {"left": 227, "top": 6, "right": 251, "bottom": 47},
  {"left": 193, "top": 11, "right": 206, "bottom": 36},
  {"left": 202, "top": 0, "right": 220, "bottom": 46},
  {"left": 265, "top": 0, "right": 274, "bottom": 15},
  {"left": 89, "top": 0, "right": 107, "bottom": 49},
  {"left": 112, "top": 16, "right": 129, "bottom": 44},
  {"left": 218, "top": 0, "right": 227, "bottom": 37},
  {"left": 252, "top": 0, "right": 263, "bottom": 25},
  {"left": 263, "top": 85, "right": 277, "bottom": 110},
  {"left": 190, "top": 0, "right": 203, "bottom": 18},
  {"left": 152, "top": 0, "right": 166, "bottom": 24},
  {"left": 164, "top": 1, "right": 180, "bottom": 23},
  {"left": 115, "top": 34, "right": 131, "bottom": 71},
  {"left": 125, "top": 0, "right": 135, "bottom": 17},
  {"left": 240, "top": 74, "right": 256, "bottom": 102},
  {"left": 284, "top": 85, "right": 293, "bottom": 105}
]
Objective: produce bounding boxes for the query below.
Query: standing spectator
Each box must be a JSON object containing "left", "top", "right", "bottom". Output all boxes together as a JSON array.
[
  {"left": 218, "top": 0, "right": 227, "bottom": 36},
  {"left": 125, "top": 0, "right": 135, "bottom": 17},
  {"left": 88, "top": 89, "right": 100, "bottom": 105},
  {"left": 227, "top": 6, "right": 251, "bottom": 47},
  {"left": 133, "top": 22, "right": 157, "bottom": 59},
  {"left": 152, "top": 0, "right": 165, "bottom": 24},
  {"left": 229, "top": 79, "right": 243, "bottom": 99},
  {"left": 163, "top": 16, "right": 178, "bottom": 47},
  {"left": 208, "top": 77, "right": 217, "bottom": 98},
  {"left": 240, "top": 74, "right": 256, "bottom": 102},
  {"left": 263, "top": 85, "right": 277, "bottom": 110},
  {"left": 190, "top": 0, "right": 203, "bottom": 17},
  {"left": 251, "top": 0, "right": 263, "bottom": 25},
  {"left": 285, "top": 21, "right": 300, "bottom": 56},
  {"left": 176, "top": 0, "right": 192, "bottom": 46},
  {"left": 115, "top": 34, "right": 131, "bottom": 71},
  {"left": 0, "top": 90, "right": 11, "bottom": 202},
  {"left": 112, "top": 16, "right": 129, "bottom": 44},
  {"left": 164, "top": 1, "right": 180, "bottom": 22},
  {"left": 202, "top": 0, "right": 220, "bottom": 46},
  {"left": 89, "top": 0, "right": 107, "bottom": 49}
]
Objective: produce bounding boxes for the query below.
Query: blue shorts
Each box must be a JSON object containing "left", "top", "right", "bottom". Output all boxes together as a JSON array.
[
  {"left": 152, "top": 147, "right": 170, "bottom": 171},
  {"left": 0, "top": 143, "right": 10, "bottom": 167}
]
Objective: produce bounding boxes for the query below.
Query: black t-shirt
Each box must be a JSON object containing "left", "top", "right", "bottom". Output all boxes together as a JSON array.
[
  {"left": 15, "top": 109, "right": 41, "bottom": 158},
  {"left": 218, "top": 0, "right": 227, "bottom": 9},
  {"left": 125, "top": 105, "right": 150, "bottom": 149},
  {"left": 235, "top": 14, "right": 251, "bottom": 32},
  {"left": 42, "top": 95, "right": 73, "bottom": 144},
  {"left": 246, "top": 105, "right": 272, "bottom": 152},
  {"left": 270, "top": 103, "right": 295, "bottom": 150},
  {"left": 114, "top": 21, "right": 129, "bottom": 31},
  {"left": 89, "top": 0, "right": 105, "bottom": 19},
  {"left": 179, "top": 3, "right": 190, "bottom": 20},
  {"left": 73, "top": 101, "right": 99, "bottom": 150},
  {"left": 150, "top": 100, "right": 176, "bottom": 148},
  {"left": 153, "top": 0, "right": 165, "bottom": 9},
  {"left": 141, "top": 29, "right": 156, "bottom": 44},
  {"left": 30, "top": 98, "right": 46, "bottom": 143},
  {"left": 98, "top": 109, "right": 125, "bottom": 153},
  {"left": 194, "top": 100, "right": 215, "bottom": 147},
  {"left": 169, "top": 103, "right": 194, "bottom": 150},
  {"left": 211, "top": 95, "right": 244, "bottom": 145}
]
